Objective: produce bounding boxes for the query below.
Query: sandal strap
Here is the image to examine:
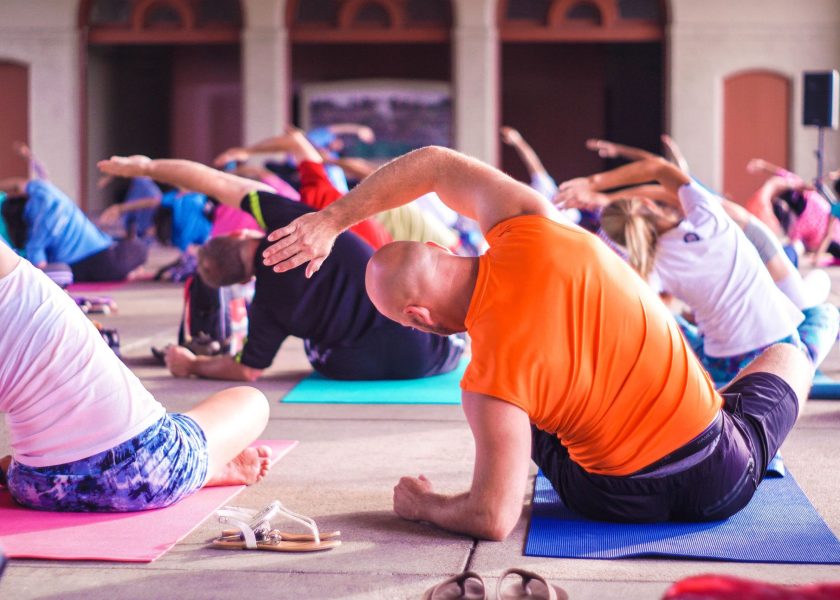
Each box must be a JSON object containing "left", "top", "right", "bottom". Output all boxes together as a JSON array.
[
  {"left": 497, "top": 568, "right": 558, "bottom": 600},
  {"left": 215, "top": 510, "right": 258, "bottom": 549},
  {"left": 216, "top": 500, "right": 322, "bottom": 545}
]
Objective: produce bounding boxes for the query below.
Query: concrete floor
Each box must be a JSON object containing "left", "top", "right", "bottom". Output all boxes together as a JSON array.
[{"left": 1, "top": 247, "right": 840, "bottom": 599}]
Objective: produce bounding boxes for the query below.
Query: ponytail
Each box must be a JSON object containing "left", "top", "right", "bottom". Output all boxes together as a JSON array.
[{"left": 600, "top": 198, "right": 659, "bottom": 279}]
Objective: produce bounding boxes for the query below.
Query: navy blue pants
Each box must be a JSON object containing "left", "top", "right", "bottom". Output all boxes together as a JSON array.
[
  {"left": 305, "top": 322, "right": 466, "bottom": 380},
  {"left": 532, "top": 372, "right": 799, "bottom": 523},
  {"left": 71, "top": 238, "right": 148, "bottom": 282}
]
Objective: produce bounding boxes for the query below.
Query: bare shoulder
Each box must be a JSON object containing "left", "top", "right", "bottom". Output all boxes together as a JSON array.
[{"left": 0, "top": 242, "right": 21, "bottom": 279}]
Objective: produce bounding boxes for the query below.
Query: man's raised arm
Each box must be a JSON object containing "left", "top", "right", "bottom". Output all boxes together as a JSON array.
[
  {"left": 97, "top": 156, "right": 273, "bottom": 208},
  {"left": 261, "top": 146, "right": 554, "bottom": 277}
]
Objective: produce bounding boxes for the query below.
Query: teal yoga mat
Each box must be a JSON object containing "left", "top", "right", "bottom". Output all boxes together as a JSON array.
[
  {"left": 525, "top": 469, "right": 840, "bottom": 563},
  {"left": 282, "top": 362, "right": 467, "bottom": 404}
]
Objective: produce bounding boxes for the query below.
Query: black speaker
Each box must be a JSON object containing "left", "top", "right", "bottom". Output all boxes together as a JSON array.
[{"left": 803, "top": 71, "right": 839, "bottom": 129}]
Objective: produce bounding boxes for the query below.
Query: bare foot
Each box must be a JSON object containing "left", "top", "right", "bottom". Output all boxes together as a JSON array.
[{"left": 205, "top": 445, "right": 272, "bottom": 487}]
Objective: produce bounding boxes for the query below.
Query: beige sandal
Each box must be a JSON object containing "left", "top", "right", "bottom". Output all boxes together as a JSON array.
[
  {"left": 211, "top": 500, "right": 340, "bottom": 552},
  {"left": 422, "top": 571, "right": 488, "bottom": 599},
  {"left": 496, "top": 568, "right": 568, "bottom": 600}
]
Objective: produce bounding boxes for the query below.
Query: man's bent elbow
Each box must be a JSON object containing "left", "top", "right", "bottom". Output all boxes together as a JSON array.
[{"left": 473, "top": 509, "right": 519, "bottom": 541}]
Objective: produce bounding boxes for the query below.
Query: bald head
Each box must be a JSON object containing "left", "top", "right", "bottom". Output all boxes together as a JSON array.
[
  {"left": 366, "top": 241, "right": 431, "bottom": 317},
  {"left": 365, "top": 241, "right": 478, "bottom": 336}
]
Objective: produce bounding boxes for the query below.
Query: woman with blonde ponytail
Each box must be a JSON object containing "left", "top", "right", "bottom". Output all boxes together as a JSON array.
[{"left": 557, "top": 157, "right": 838, "bottom": 385}]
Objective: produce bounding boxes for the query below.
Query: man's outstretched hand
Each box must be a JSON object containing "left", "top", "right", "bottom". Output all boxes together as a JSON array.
[
  {"left": 262, "top": 211, "right": 341, "bottom": 278},
  {"left": 97, "top": 155, "right": 151, "bottom": 179}
]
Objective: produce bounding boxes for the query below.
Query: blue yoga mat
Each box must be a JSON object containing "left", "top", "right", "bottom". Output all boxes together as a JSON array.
[
  {"left": 526, "top": 470, "right": 840, "bottom": 563},
  {"left": 810, "top": 372, "right": 840, "bottom": 400},
  {"left": 282, "top": 362, "right": 467, "bottom": 404},
  {"left": 715, "top": 371, "right": 840, "bottom": 400}
]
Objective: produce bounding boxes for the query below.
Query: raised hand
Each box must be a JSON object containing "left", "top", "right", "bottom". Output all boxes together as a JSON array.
[
  {"left": 98, "top": 204, "right": 123, "bottom": 226},
  {"left": 213, "top": 147, "right": 249, "bottom": 167},
  {"left": 500, "top": 126, "right": 523, "bottom": 146},
  {"left": 97, "top": 155, "right": 151, "bottom": 179},
  {"left": 553, "top": 177, "right": 608, "bottom": 210},
  {"left": 261, "top": 211, "right": 342, "bottom": 278},
  {"left": 585, "top": 138, "right": 619, "bottom": 158}
]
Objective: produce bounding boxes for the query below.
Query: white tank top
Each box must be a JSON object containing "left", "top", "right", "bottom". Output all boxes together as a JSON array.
[{"left": 0, "top": 259, "right": 165, "bottom": 467}]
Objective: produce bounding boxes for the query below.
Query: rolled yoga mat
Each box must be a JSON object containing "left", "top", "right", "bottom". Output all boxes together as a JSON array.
[
  {"left": 525, "top": 469, "right": 840, "bottom": 564},
  {"left": 0, "top": 440, "right": 297, "bottom": 562}
]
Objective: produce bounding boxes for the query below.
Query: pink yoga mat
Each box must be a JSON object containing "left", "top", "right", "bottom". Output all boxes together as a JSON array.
[{"left": 0, "top": 439, "right": 297, "bottom": 563}]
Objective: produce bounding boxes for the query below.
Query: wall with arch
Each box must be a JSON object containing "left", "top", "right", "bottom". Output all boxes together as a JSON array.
[{"left": 670, "top": 0, "right": 840, "bottom": 191}]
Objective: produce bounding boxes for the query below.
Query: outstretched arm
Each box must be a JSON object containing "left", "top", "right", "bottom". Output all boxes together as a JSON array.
[
  {"left": 261, "top": 145, "right": 554, "bottom": 276},
  {"left": 98, "top": 196, "right": 162, "bottom": 226},
  {"left": 323, "top": 155, "right": 378, "bottom": 180},
  {"left": 214, "top": 127, "right": 323, "bottom": 167},
  {"left": 585, "top": 138, "right": 659, "bottom": 162},
  {"left": 747, "top": 158, "right": 804, "bottom": 186},
  {"left": 393, "top": 393, "right": 532, "bottom": 540},
  {"left": 166, "top": 346, "right": 262, "bottom": 382},
  {"left": 660, "top": 134, "right": 691, "bottom": 174},
  {"left": 98, "top": 156, "right": 273, "bottom": 208},
  {"left": 500, "top": 126, "right": 551, "bottom": 180},
  {"left": 324, "top": 123, "right": 375, "bottom": 144}
]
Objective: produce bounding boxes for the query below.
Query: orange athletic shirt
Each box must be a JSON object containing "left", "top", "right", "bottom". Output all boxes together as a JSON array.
[{"left": 460, "top": 215, "right": 722, "bottom": 476}]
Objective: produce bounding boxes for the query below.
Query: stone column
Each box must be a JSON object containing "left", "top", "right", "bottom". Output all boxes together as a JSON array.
[
  {"left": 241, "top": 0, "right": 291, "bottom": 143},
  {"left": 452, "top": 0, "right": 499, "bottom": 166}
]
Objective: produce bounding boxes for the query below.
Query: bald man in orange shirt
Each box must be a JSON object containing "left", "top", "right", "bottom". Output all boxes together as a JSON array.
[{"left": 260, "top": 147, "right": 812, "bottom": 540}]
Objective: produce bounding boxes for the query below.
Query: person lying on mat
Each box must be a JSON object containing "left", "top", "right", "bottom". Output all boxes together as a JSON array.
[
  {"left": 0, "top": 176, "right": 148, "bottom": 282},
  {"left": 555, "top": 145, "right": 839, "bottom": 385},
  {"left": 98, "top": 150, "right": 465, "bottom": 383},
  {"left": 0, "top": 237, "right": 272, "bottom": 512},
  {"left": 257, "top": 145, "right": 816, "bottom": 538}
]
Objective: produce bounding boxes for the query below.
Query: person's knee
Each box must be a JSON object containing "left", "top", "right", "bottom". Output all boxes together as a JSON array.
[
  {"left": 229, "top": 385, "right": 269, "bottom": 426},
  {"left": 756, "top": 343, "right": 811, "bottom": 404}
]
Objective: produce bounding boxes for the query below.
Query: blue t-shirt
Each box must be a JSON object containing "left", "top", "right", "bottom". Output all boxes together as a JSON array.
[
  {"left": 24, "top": 180, "right": 112, "bottom": 265},
  {"left": 160, "top": 191, "right": 213, "bottom": 251}
]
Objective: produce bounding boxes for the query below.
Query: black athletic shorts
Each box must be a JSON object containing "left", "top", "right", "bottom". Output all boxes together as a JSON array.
[{"left": 532, "top": 372, "right": 799, "bottom": 523}]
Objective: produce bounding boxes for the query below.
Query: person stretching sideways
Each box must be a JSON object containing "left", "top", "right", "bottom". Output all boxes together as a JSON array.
[
  {"left": 259, "top": 146, "right": 813, "bottom": 538},
  {"left": 0, "top": 237, "right": 272, "bottom": 512},
  {"left": 98, "top": 153, "right": 464, "bottom": 382}
]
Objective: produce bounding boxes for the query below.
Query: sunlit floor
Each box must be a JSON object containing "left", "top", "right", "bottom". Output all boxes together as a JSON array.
[{"left": 2, "top": 245, "right": 839, "bottom": 599}]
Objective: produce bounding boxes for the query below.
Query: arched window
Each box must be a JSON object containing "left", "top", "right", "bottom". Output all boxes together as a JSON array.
[
  {"left": 80, "top": 0, "right": 241, "bottom": 43},
  {"left": 500, "top": 0, "right": 663, "bottom": 41},
  {"left": 287, "top": 0, "right": 451, "bottom": 42}
]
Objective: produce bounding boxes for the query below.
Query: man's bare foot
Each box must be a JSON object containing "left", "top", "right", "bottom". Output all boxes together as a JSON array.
[{"left": 205, "top": 445, "right": 272, "bottom": 487}]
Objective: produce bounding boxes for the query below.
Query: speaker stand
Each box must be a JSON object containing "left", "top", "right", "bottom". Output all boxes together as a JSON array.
[{"left": 816, "top": 125, "right": 826, "bottom": 181}]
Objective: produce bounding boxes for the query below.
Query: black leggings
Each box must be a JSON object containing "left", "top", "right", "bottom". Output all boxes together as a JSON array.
[{"left": 70, "top": 239, "right": 148, "bottom": 282}]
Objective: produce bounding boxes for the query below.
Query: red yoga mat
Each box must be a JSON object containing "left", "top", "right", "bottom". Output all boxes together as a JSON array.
[{"left": 0, "top": 439, "right": 297, "bottom": 563}]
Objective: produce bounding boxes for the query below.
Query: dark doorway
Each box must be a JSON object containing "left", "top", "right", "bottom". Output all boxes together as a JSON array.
[
  {"left": 501, "top": 42, "right": 663, "bottom": 185},
  {"left": 86, "top": 44, "right": 241, "bottom": 211},
  {"left": 0, "top": 62, "right": 29, "bottom": 179}
]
